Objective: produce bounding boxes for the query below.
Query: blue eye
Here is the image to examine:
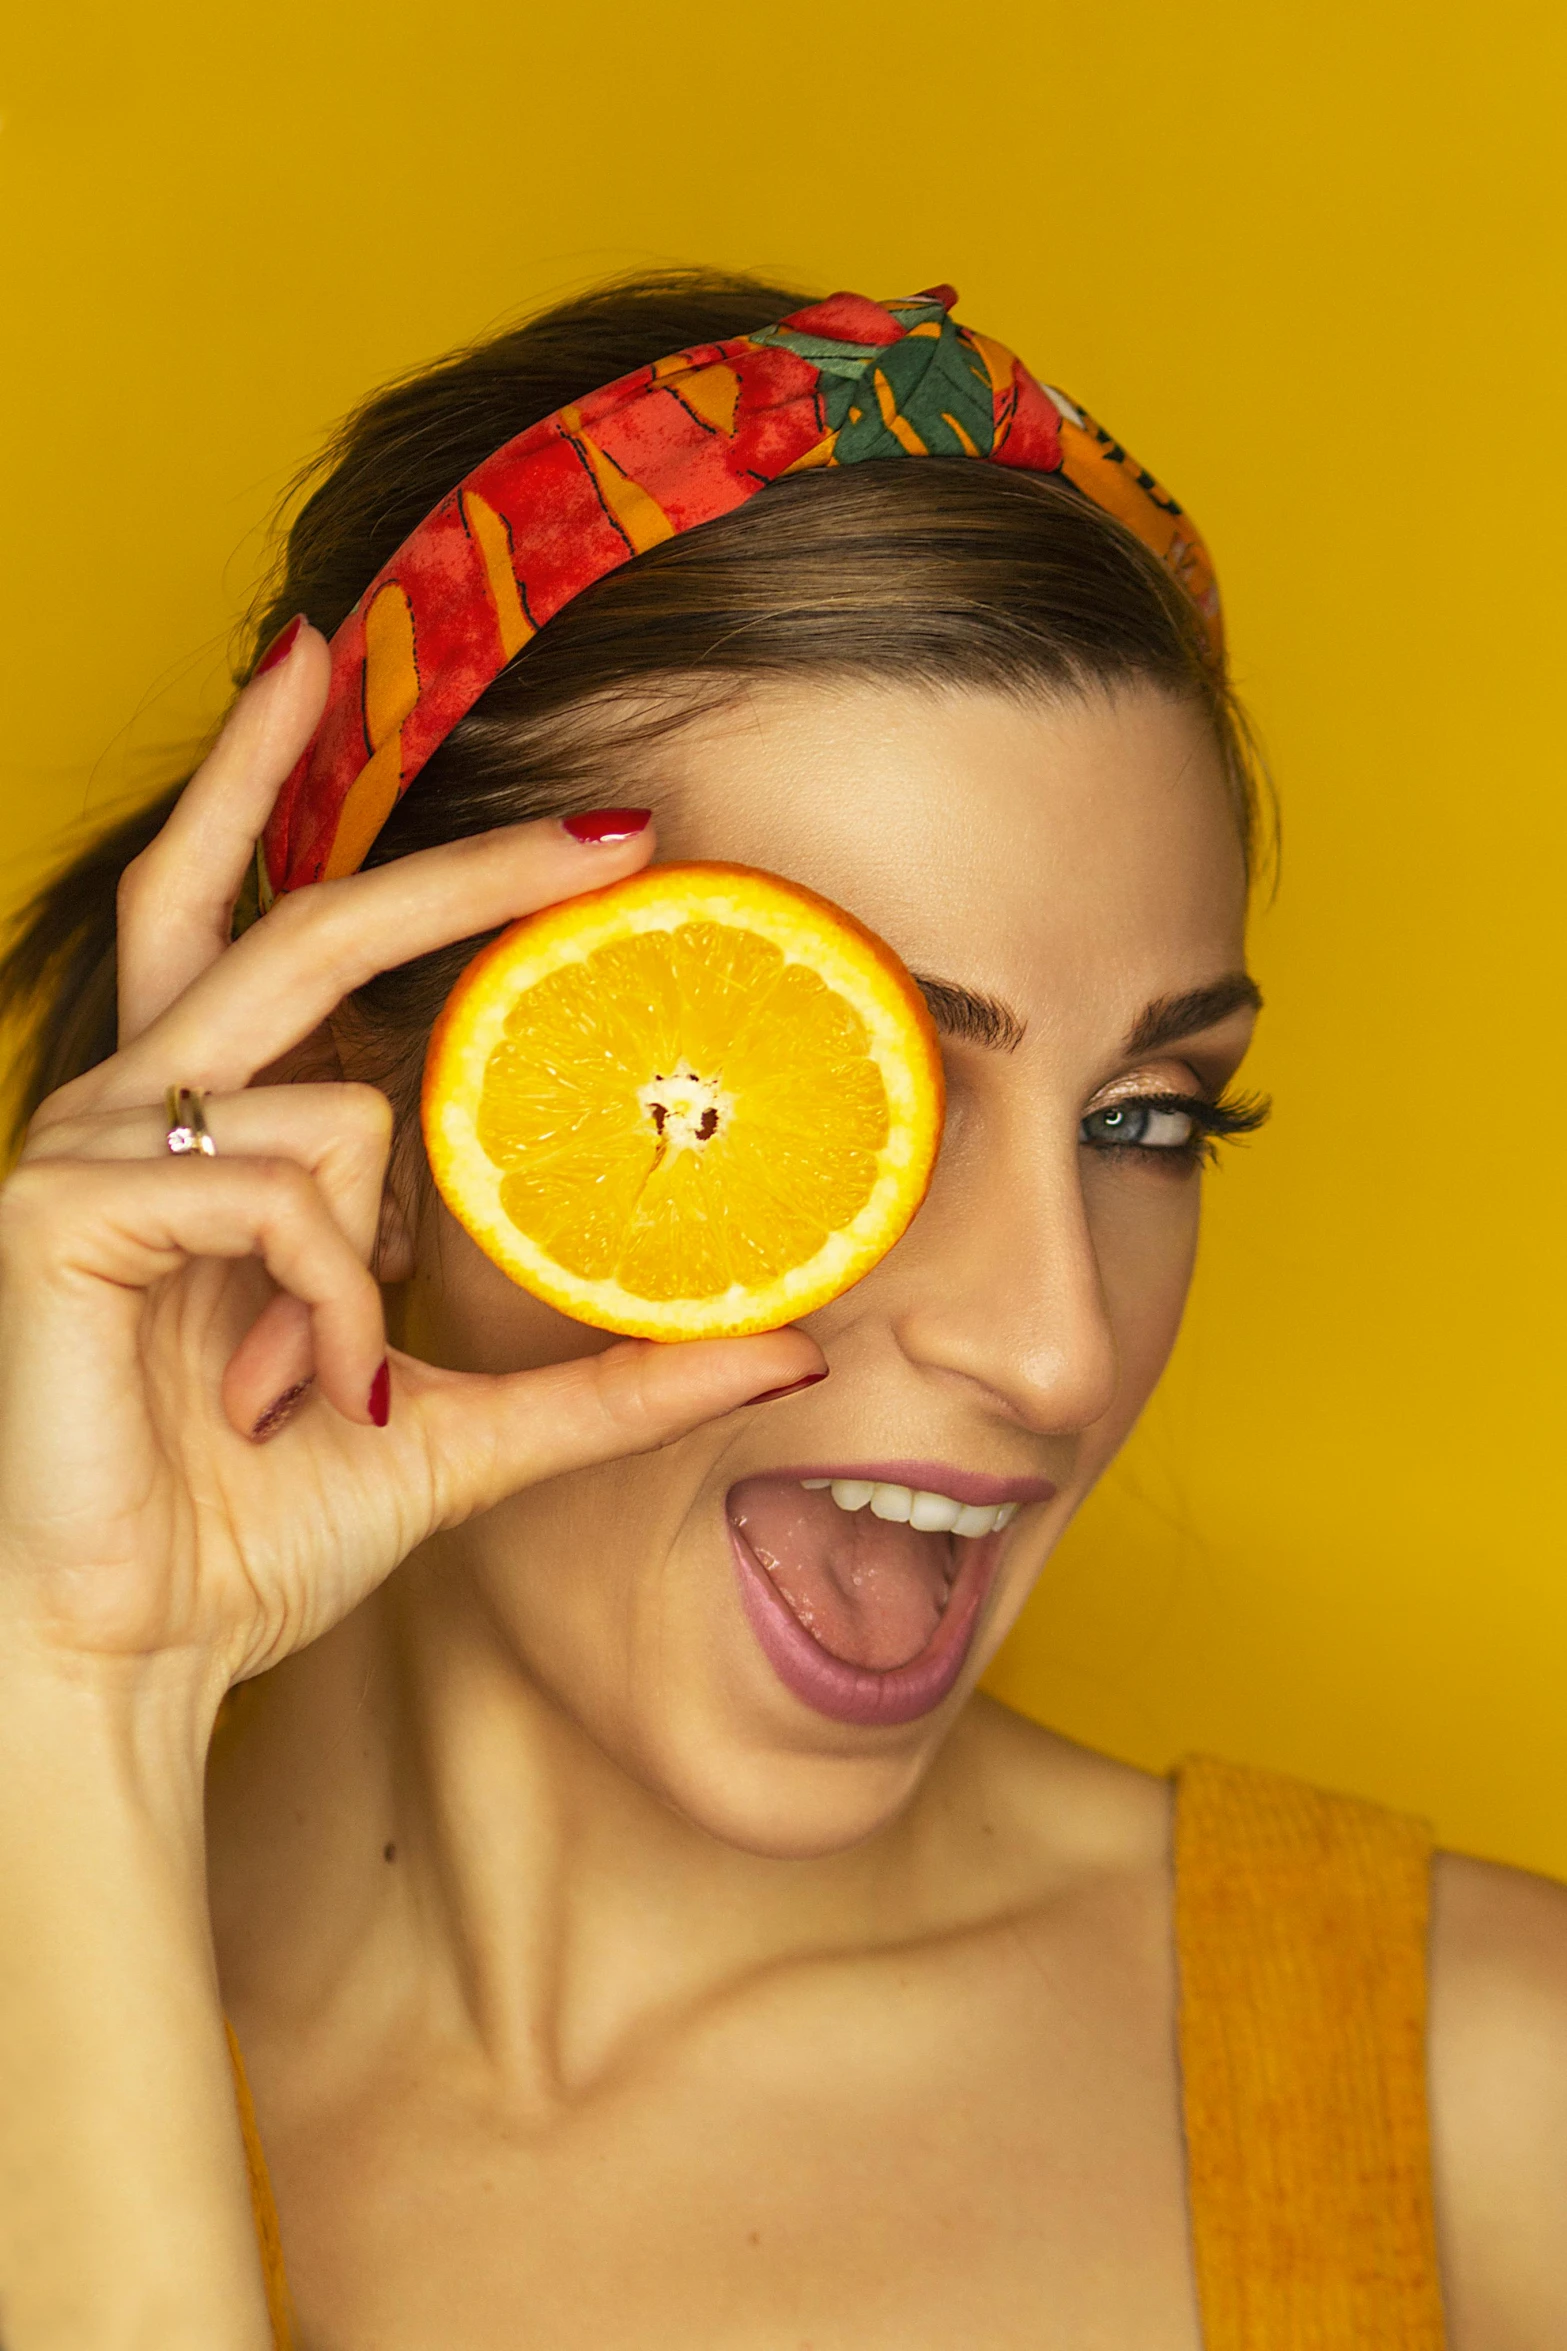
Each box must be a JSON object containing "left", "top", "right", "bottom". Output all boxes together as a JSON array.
[
  {"left": 1078, "top": 1087, "right": 1272, "bottom": 1166},
  {"left": 1081, "top": 1100, "right": 1197, "bottom": 1151}
]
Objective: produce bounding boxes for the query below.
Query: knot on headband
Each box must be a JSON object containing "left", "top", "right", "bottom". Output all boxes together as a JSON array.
[{"left": 255, "top": 286, "right": 1221, "bottom": 908}]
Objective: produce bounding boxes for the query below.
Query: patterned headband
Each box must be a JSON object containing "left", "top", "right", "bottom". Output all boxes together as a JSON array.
[{"left": 256, "top": 285, "right": 1221, "bottom": 906}]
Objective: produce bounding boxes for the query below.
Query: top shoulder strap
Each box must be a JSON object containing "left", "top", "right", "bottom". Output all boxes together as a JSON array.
[
  {"left": 225, "top": 2022, "right": 296, "bottom": 2350},
  {"left": 1174, "top": 1755, "right": 1447, "bottom": 2350}
]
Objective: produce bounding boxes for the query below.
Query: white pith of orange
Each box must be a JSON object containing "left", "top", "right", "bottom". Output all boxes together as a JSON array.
[{"left": 421, "top": 862, "right": 945, "bottom": 1339}]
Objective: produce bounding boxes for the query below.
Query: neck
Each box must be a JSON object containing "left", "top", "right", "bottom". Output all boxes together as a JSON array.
[{"left": 206, "top": 1547, "right": 1022, "bottom": 2106}]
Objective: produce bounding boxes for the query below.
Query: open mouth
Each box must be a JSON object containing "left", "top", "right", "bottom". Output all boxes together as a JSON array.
[{"left": 726, "top": 1471, "right": 1043, "bottom": 1728}]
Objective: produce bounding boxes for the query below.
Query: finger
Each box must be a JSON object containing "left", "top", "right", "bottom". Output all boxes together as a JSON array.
[
  {"left": 87, "top": 817, "right": 657, "bottom": 1113},
  {"left": 393, "top": 1328, "right": 829, "bottom": 1530},
  {"left": 25, "top": 1084, "right": 394, "bottom": 1262},
  {"left": 21, "top": 1085, "right": 395, "bottom": 1443},
  {"left": 223, "top": 1293, "right": 315, "bottom": 1443},
  {"left": 2, "top": 1156, "right": 386, "bottom": 1429},
  {"left": 116, "top": 623, "right": 332, "bottom": 1044}
]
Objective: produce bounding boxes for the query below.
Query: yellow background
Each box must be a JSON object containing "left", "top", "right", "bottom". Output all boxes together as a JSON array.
[{"left": 2, "top": 3, "right": 1563, "bottom": 1870}]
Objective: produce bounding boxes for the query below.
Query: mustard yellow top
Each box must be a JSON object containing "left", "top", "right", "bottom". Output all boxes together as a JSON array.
[
  {"left": 1175, "top": 1756, "right": 1447, "bottom": 2347},
  {"left": 231, "top": 1757, "right": 1448, "bottom": 2348},
  {"left": 226, "top": 2020, "right": 295, "bottom": 2350}
]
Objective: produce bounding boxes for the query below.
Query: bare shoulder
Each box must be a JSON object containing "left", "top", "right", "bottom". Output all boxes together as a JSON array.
[{"left": 1429, "top": 1848, "right": 1567, "bottom": 2350}]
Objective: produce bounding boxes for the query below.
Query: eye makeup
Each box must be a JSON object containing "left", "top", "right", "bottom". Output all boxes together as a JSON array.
[{"left": 1079, "top": 1085, "right": 1270, "bottom": 1169}]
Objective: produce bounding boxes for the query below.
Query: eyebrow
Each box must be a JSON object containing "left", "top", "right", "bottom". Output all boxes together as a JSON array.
[
  {"left": 913, "top": 976, "right": 1027, "bottom": 1052},
  {"left": 1123, "top": 972, "right": 1263, "bottom": 1056},
  {"left": 910, "top": 968, "right": 1262, "bottom": 1059}
]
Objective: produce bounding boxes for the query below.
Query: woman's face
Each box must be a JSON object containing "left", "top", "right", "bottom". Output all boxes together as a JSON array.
[{"left": 401, "top": 679, "right": 1255, "bottom": 1856}]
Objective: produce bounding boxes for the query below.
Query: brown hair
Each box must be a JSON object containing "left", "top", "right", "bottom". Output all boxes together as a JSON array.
[{"left": 1, "top": 270, "right": 1263, "bottom": 1163}]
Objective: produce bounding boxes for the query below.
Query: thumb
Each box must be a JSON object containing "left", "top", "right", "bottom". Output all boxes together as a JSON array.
[{"left": 394, "top": 1330, "right": 828, "bottom": 1530}]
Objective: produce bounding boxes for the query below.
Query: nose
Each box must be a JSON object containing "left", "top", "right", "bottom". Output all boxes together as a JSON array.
[{"left": 881, "top": 1120, "right": 1120, "bottom": 1439}]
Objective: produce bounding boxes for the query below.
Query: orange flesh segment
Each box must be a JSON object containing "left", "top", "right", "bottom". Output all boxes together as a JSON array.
[
  {"left": 480, "top": 922, "right": 889, "bottom": 1300},
  {"left": 423, "top": 864, "right": 943, "bottom": 1341}
]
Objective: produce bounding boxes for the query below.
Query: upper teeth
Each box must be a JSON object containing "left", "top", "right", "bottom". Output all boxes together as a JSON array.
[{"left": 799, "top": 1480, "right": 1019, "bottom": 1538}]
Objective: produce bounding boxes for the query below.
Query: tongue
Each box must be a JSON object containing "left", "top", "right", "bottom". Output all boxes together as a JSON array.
[{"left": 727, "top": 1478, "right": 957, "bottom": 1670}]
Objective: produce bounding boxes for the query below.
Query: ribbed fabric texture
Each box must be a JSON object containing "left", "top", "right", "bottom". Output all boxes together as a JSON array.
[
  {"left": 1174, "top": 1756, "right": 1448, "bottom": 2349},
  {"left": 225, "top": 2024, "right": 295, "bottom": 2350},
  {"left": 230, "top": 1759, "right": 1449, "bottom": 2348}
]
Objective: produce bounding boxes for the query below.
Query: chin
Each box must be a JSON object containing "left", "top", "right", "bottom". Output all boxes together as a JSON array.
[{"left": 639, "top": 1711, "right": 955, "bottom": 1862}]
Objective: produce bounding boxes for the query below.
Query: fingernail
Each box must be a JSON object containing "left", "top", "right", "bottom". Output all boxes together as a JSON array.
[
  {"left": 562, "top": 807, "right": 652, "bottom": 845},
  {"left": 253, "top": 614, "right": 306, "bottom": 679},
  {"left": 742, "top": 1370, "right": 829, "bottom": 1407},
  {"left": 368, "top": 1360, "right": 391, "bottom": 1426},
  {"left": 250, "top": 1376, "right": 314, "bottom": 1443}
]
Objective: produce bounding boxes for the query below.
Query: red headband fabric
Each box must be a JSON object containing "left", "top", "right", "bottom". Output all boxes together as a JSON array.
[{"left": 256, "top": 287, "right": 1221, "bottom": 906}]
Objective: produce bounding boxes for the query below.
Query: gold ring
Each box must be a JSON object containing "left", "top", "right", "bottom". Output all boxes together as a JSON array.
[{"left": 164, "top": 1087, "right": 216, "bottom": 1157}]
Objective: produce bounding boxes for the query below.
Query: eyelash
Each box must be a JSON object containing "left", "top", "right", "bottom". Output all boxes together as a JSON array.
[{"left": 1078, "top": 1089, "right": 1272, "bottom": 1170}]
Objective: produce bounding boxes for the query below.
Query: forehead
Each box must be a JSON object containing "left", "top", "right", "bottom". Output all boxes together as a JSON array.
[{"left": 647, "top": 679, "right": 1249, "bottom": 1043}]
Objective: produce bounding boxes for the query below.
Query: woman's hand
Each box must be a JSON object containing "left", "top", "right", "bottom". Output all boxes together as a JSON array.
[
  {"left": 0, "top": 625, "right": 822, "bottom": 1709},
  {"left": 0, "top": 628, "right": 820, "bottom": 2349}
]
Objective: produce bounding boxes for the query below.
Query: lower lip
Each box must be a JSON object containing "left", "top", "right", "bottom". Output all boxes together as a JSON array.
[{"left": 727, "top": 1515, "right": 1004, "bottom": 1728}]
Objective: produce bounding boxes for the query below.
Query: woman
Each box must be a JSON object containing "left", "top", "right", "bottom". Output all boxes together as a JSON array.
[{"left": 0, "top": 272, "right": 1562, "bottom": 2349}]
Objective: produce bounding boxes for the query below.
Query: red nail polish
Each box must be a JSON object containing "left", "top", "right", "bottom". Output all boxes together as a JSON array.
[
  {"left": 743, "top": 1370, "right": 829, "bottom": 1407},
  {"left": 368, "top": 1360, "right": 391, "bottom": 1426},
  {"left": 562, "top": 807, "right": 652, "bottom": 845},
  {"left": 250, "top": 1376, "right": 314, "bottom": 1443},
  {"left": 253, "top": 614, "right": 306, "bottom": 679}
]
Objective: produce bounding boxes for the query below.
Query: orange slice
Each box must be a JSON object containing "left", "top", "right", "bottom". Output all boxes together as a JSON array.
[{"left": 422, "top": 863, "right": 944, "bottom": 1339}]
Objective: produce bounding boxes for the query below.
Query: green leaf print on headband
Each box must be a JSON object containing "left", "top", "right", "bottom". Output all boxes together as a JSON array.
[{"left": 752, "top": 306, "right": 997, "bottom": 463}]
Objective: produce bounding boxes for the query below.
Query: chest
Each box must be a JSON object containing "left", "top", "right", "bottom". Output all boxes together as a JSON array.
[{"left": 262, "top": 1943, "right": 1203, "bottom": 2351}]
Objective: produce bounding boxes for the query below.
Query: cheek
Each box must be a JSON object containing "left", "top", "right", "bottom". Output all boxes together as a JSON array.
[
  {"left": 441, "top": 1464, "right": 710, "bottom": 1806},
  {"left": 1088, "top": 1168, "right": 1203, "bottom": 1427},
  {"left": 462, "top": 1468, "right": 650, "bottom": 1684},
  {"left": 401, "top": 1201, "right": 620, "bottom": 1375}
]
